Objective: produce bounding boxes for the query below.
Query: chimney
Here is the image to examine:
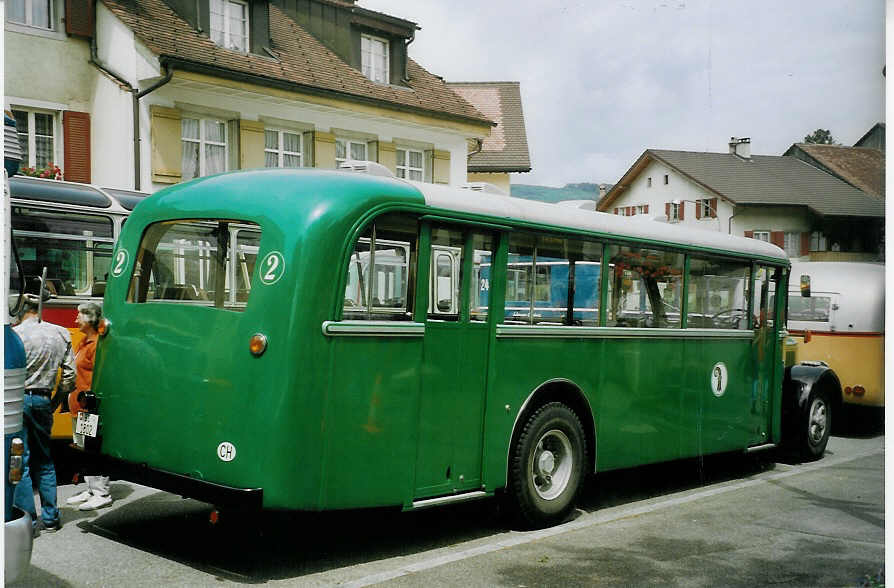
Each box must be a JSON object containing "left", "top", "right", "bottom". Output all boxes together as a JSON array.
[
  {"left": 599, "top": 184, "right": 607, "bottom": 199},
  {"left": 728, "top": 137, "right": 751, "bottom": 159}
]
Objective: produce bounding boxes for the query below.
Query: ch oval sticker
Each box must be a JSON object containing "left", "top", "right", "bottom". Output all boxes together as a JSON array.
[
  {"left": 259, "top": 251, "right": 285, "bottom": 285},
  {"left": 710, "top": 362, "right": 728, "bottom": 397},
  {"left": 217, "top": 442, "right": 236, "bottom": 462},
  {"left": 111, "top": 249, "right": 130, "bottom": 278}
]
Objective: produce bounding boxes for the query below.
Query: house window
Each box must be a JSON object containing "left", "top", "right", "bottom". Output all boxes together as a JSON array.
[
  {"left": 264, "top": 129, "right": 303, "bottom": 168},
  {"left": 396, "top": 147, "right": 424, "bottom": 181},
  {"left": 809, "top": 231, "right": 827, "bottom": 252},
  {"left": 753, "top": 231, "right": 770, "bottom": 242},
  {"left": 664, "top": 174, "right": 669, "bottom": 185},
  {"left": 336, "top": 138, "right": 368, "bottom": 167},
  {"left": 181, "top": 117, "right": 228, "bottom": 180},
  {"left": 13, "top": 109, "right": 56, "bottom": 169},
  {"left": 647, "top": 177, "right": 652, "bottom": 188},
  {"left": 636, "top": 205, "right": 648, "bottom": 215},
  {"left": 361, "top": 34, "right": 389, "bottom": 84},
  {"left": 6, "top": 0, "right": 52, "bottom": 28},
  {"left": 669, "top": 202, "right": 680, "bottom": 221},
  {"left": 699, "top": 200, "right": 713, "bottom": 218},
  {"left": 210, "top": 0, "right": 249, "bottom": 52},
  {"left": 783, "top": 232, "right": 801, "bottom": 257}
]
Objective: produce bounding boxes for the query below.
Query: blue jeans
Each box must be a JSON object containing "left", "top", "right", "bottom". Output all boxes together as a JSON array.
[{"left": 13, "top": 394, "right": 58, "bottom": 527}]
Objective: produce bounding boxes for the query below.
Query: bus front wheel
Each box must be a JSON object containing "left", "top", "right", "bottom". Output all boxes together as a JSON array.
[
  {"left": 799, "top": 387, "right": 831, "bottom": 460},
  {"left": 509, "top": 402, "right": 586, "bottom": 529}
]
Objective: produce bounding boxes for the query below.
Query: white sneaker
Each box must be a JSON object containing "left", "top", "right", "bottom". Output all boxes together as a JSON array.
[
  {"left": 66, "top": 489, "right": 93, "bottom": 505},
  {"left": 78, "top": 494, "right": 112, "bottom": 511}
]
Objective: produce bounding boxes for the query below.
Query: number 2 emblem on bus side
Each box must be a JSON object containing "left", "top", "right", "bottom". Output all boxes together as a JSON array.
[
  {"left": 711, "top": 362, "right": 728, "bottom": 397},
  {"left": 111, "top": 249, "right": 129, "bottom": 278},
  {"left": 259, "top": 251, "right": 285, "bottom": 285}
]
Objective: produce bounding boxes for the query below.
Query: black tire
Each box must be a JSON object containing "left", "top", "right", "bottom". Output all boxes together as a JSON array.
[
  {"left": 508, "top": 402, "right": 586, "bottom": 529},
  {"left": 799, "top": 387, "right": 831, "bottom": 460}
]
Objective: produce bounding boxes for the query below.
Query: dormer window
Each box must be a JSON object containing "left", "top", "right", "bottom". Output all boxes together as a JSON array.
[
  {"left": 210, "top": 0, "right": 249, "bottom": 52},
  {"left": 361, "top": 34, "right": 389, "bottom": 84}
]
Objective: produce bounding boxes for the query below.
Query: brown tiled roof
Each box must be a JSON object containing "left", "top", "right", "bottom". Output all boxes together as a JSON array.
[
  {"left": 448, "top": 82, "right": 532, "bottom": 172},
  {"left": 785, "top": 143, "right": 885, "bottom": 199},
  {"left": 100, "top": 0, "right": 493, "bottom": 128}
]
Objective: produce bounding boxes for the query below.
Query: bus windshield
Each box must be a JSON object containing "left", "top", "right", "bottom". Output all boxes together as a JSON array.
[{"left": 126, "top": 219, "right": 261, "bottom": 310}]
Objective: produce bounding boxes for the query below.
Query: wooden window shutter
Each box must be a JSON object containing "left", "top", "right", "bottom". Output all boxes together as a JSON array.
[
  {"left": 63, "top": 110, "right": 90, "bottom": 183},
  {"left": 744, "top": 230, "right": 754, "bottom": 238},
  {"left": 770, "top": 231, "right": 784, "bottom": 249},
  {"left": 710, "top": 198, "right": 718, "bottom": 218},
  {"left": 665, "top": 202, "right": 670, "bottom": 219},
  {"left": 695, "top": 200, "right": 702, "bottom": 220},
  {"left": 65, "top": 0, "right": 94, "bottom": 37},
  {"left": 150, "top": 105, "right": 182, "bottom": 184},
  {"left": 614, "top": 207, "right": 619, "bottom": 215},
  {"left": 679, "top": 201, "right": 685, "bottom": 220},
  {"left": 644, "top": 204, "right": 648, "bottom": 214},
  {"left": 800, "top": 232, "right": 809, "bottom": 256},
  {"left": 627, "top": 206, "right": 633, "bottom": 216}
]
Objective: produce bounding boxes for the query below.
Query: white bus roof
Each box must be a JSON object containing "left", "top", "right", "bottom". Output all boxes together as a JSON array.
[{"left": 411, "top": 181, "right": 788, "bottom": 263}]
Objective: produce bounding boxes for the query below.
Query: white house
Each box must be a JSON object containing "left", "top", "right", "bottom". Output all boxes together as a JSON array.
[{"left": 597, "top": 138, "right": 884, "bottom": 261}]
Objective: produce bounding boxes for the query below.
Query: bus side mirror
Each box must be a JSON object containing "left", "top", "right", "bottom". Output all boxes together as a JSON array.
[{"left": 799, "top": 274, "right": 810, "bottom": 297}]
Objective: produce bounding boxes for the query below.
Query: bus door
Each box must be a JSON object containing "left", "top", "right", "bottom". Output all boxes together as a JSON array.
[
  {"left": 750, "top": 265, "right": 780, "bottom": 444},
  {"left": 415, "top": 225, "right": 494, "bottom": 498}
]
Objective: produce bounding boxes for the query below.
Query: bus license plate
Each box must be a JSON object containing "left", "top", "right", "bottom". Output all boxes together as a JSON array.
[{"left": 75, "top": 412, "right": 100, "bottom": 438}]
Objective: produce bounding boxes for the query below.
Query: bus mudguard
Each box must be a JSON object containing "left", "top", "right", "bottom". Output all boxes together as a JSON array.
[{"left": 782, "top": 362, "right": 841, "bottom": 459}]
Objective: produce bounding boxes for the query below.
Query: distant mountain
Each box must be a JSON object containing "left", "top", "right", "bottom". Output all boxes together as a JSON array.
[{"left": 510, "top": 183, "right": 613, "bottom": 204}]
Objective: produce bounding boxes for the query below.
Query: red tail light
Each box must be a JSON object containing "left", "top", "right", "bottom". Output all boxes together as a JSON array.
[{"left": 853, "top": 386, "right": 865, "bottom": 397}]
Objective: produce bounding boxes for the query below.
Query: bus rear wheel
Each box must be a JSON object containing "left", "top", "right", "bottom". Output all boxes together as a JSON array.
[
  {"left": 799, "top": 388, "right": 831, "bottom": 460},
  {"left": 509, "top": 402, "right": 585, "bottom": 529}
]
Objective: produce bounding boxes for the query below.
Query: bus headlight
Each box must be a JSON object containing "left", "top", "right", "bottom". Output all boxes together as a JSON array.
[
  {"left": 249, "top": 333, "right": 268, "bottom": 357},
  {"left": 98, "top": 317, "right": 111, "bottom": 337}
]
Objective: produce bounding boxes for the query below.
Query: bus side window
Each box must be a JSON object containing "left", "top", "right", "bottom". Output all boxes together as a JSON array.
[
  {"left": 752, "top": 266, "right": 777, "bottom": 329},
  {"left": 606, "top": 245, "right": 683, "bottom": 328},
  {"left": 687, "top": 257, "right": 750, "bottom": 329},
  {"left": 12, "top": 206, "right": 114, "bottom": 299},
  {"left": 469, "top": 234, "right": 493, "bottom": 323},
  {"left": 428, "top": 226, "right": 463, "bottom": 320},
  {"left": 342, "top": 213, "right": 417, "bottom": 321}
]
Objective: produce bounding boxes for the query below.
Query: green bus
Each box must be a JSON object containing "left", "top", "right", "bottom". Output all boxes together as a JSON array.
[{"left": 80, "top": 167, "right": 839, "bottom": 528}]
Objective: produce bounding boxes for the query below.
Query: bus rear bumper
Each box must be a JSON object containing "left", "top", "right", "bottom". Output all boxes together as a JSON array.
[{"left": 69, "top": 445, "right": 263, "bottom": 510}]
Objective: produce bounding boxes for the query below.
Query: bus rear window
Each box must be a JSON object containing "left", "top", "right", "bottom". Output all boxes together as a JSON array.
[{"left": 127, "top": 219, "right": 261, "bottom": 311}]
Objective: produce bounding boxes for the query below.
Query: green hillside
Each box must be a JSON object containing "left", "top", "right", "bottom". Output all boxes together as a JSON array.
[{"left": 510, "top": 183, "right": 611, "bottom": 203}]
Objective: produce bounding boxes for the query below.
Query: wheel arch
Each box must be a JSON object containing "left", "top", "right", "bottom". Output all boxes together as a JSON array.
[
  {"left": 506, "top": 378, "right": 597, "bottom": 484},
  {"left": 781, "top": 362, "right": 842, "bottom": 442}
]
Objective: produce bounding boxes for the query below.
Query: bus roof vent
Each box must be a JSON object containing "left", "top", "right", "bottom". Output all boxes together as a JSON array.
[
  {"left": 460, "top": 182, "right": 508, "bottom": 196},
  {"left": 338, "top": 160, "right": 394, "bottom": 178}
]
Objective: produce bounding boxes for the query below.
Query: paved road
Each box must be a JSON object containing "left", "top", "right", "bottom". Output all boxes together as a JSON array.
[{"left": 13, "top": 433, "right": 884, "bottom": 587}]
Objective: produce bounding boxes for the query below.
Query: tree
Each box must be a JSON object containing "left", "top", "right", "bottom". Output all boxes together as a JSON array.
[{"left": 803, "top": 129, "right": 838, "bottom": 145}]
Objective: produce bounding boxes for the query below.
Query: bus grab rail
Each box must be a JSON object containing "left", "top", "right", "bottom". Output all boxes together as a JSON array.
[{"left": 322, "top": 320, "right": 425, "bottom": 337}]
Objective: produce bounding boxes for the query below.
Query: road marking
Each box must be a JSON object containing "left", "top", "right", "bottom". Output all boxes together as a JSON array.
[{"left": 343, "top": 446, "right": 882, "bottom": 587}]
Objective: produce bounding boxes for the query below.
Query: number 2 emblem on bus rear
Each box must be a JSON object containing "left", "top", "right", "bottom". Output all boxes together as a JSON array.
[
  {"left": 711, "top": 362, "right": 728, "bottom": 397},
  {"left": 111, "top": 249, "right": 130, "bottom": 278},
  {"left": 259, "top": 251, "right": 285, "bottom": 285}
]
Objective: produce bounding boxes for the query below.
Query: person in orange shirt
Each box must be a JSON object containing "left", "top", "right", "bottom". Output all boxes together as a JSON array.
[{"left": 65, "top": 302, "right": 113, "bottom": 511}]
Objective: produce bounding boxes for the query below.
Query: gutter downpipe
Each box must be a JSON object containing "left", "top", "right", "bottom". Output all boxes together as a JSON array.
[
  {"left": 88, "top": 20, "right": 173, "bottom": 190},
  {"left": 728, "top": 211, "right": 738, "bottom": 235}
]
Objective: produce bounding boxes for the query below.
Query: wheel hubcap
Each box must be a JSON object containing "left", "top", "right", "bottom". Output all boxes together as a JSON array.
[
  {"left": 531, "top": 429, "right": 573, "bottom": 500},
  {"left": 808, "top": 398, "right": 828, "bottom": 445}
]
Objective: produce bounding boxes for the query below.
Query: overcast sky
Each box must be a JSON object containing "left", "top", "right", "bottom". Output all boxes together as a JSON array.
[{"left": 362, "top": 0, "right": 885, "bottom": 187}]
